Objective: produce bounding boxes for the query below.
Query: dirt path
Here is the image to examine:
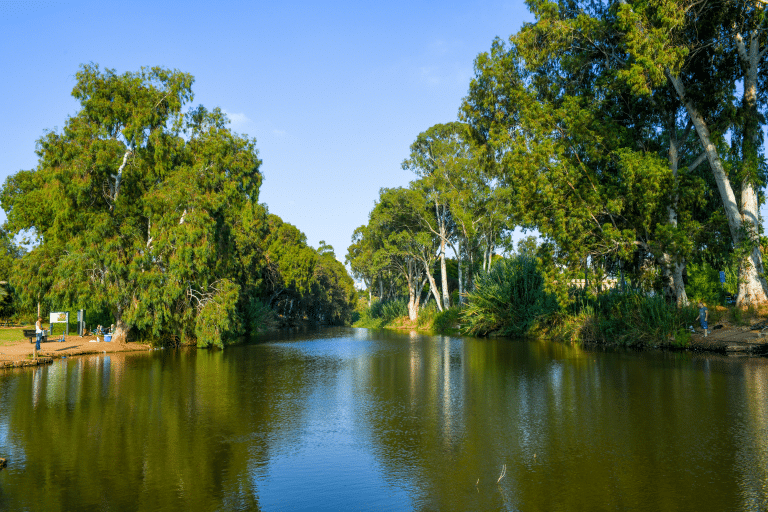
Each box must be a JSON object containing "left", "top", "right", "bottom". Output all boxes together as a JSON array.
[
  {"left": 688, "top": 322, "right": 768, "bottom": 355},
  {"left": 0, "top": 335, "right": 151, "bottom": 367}
]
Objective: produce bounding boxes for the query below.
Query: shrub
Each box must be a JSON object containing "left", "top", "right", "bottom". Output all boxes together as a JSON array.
[
  {"left": 379, "top": 299, "right": 408, "bottom": 322},
  {"left": 417, "top": 302, "right": 439, "bottom": 328},
  {"left": 353, "top": 298, "right": 409, "bottom": 328},
  {"left": 461, "top": 256, "right": 558, "bottom": 337},
  {"left": 432, "top": 307, "right": 460, "bottom": 334},
  {"left": 568, "top": 289, "right": 697, "bottom": 346},
  {"left": 686, "top": 261, "right": 736, "bottom": 306}
]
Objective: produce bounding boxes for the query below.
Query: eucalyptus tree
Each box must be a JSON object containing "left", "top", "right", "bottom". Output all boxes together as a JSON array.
[
  {"left": 1, "top": 64, "right": 262, "bottom": 345},
  {"left": 462, "top": 37, "right": 672, "bottom": 298},
  {"left": 403, "top": 122, "right": 468, "bottom": 309},
  {"left": 365, "top": 187, "right": 442, "bottom": 320},
  {"left": 347, "top": 225, "right": 388, "bottom": 306},
  {"left": 262, "top": 214, "right": 318, "bottom": 317},
  {"left": 461, "top": 1, "right": 755, "bottom": 304},
  {"left": 306, "top": 242, "right": 356, "bottom": 325},
  {"left": 403, "top": 122, "right": 510, "bottom": 304},
  {"left": 617, "top": 0, "right": 768, "bottom": 304},
  {"left": 514, "top": 0, "right": 709, "bottom": 305}
]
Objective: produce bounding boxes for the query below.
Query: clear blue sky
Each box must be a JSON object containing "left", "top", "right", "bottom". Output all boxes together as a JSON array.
[{"left": 0, "top": 0, "right": 534, "bottom": 263}]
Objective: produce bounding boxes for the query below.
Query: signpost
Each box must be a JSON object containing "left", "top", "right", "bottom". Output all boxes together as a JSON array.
[{"left": 49, "top": 311, "right": 69, "bottom": 336}]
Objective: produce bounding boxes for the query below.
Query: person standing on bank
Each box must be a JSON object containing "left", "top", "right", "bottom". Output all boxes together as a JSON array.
[
  {"left": 35, "top": 316, "right": 43, "bottom": 351},
  {"left": 696, "top": 302, "right": 709, "bottom": 337}
]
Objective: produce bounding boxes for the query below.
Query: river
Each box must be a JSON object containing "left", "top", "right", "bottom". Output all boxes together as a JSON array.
[{"left": 1, "top": 327, "right": 767, "bottom": 511}]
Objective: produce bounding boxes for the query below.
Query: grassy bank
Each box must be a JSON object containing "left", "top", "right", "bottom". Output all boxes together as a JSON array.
[
  {"left": 353, "top": 299, "right": 461, "bottom": 334},
  {"left": 352, "top": 254, "right": 767, "bottom": 349},
  {"left": 354, "top": 298, "right": 766, "bottom": 349}
]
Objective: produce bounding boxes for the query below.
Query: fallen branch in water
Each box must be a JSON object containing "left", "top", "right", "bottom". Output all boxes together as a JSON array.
[{"left": 497, "top": 464, "right": 506, "bottom": 484}]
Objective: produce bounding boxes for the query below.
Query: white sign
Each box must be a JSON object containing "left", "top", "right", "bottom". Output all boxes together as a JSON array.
[{"left": 49, "top": 312, "right": 69, "bottom": 324}]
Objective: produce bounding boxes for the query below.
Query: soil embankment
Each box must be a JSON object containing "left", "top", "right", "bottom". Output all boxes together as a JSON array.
[
  {"left": 0, "top": 334, "right": 151, "bottom": 369},
  {"left": 689, "top": 324, "right": 768, "bottom": 355}
]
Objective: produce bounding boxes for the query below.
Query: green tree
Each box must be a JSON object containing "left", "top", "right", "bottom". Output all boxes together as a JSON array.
[
  {"left": 460, "top": 5, "right": 733, "bottom": 304},
  {"left": 616, "top": 0, "right": 768, "bottom": 304},
  {"left": 262, "top": 214, "right": 318, "bottom": 317},
  {"left": 308, "top": 243, "right": 356, "bottom": 325},
  {"left": 402, "top": 121, "right": 508, "bottom": 306},
  {"left": 1, "top": 64, "right": 262, "bottom": 346},
  {"left": 364, "top": 187, "right": 440, "bottom": 321},
  {"left": 346, "top": 225, "right": 389, "bottom": 306}
]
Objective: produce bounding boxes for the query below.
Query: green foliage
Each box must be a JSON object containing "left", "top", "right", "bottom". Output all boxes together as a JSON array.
[
  {"left": 353, "top": 298, "right": 409, "bottom": 328},
  {"left": 417, "top": 302, "right": 438, "bottom": 328},
  {"left": 671, "top": 328, "right": 692, "bottom": 348},
  {"left": 686, "top": 261, "right": 736, "bottom": 306},
  {"left": 461, "top": 256, "right": 558, "bottom": 337},
  {"left": 1, "top": 64, "right": 358, "bottom": 346},
  {"left": 243, "top": 297, "right": 277, "bottom": 334},
  {"left": 569, "top": 290, "right": 697, "bottom": 346},
  {"left": 375, "top": 299, "right": 409, "bottom": 322},
  {"left": 431, "top": 306, "right": 460, "bottom": 334},
  {"left": 194, "top": 279, "right": 240, "bottom": 349}
]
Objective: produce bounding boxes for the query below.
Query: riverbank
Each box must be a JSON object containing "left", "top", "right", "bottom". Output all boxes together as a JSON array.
[
  {"left": 0, "top": 330, "right": 151, "bottom": 369},
  {"left": 355, "top": 303, "right": 768, "bottom": 357}
]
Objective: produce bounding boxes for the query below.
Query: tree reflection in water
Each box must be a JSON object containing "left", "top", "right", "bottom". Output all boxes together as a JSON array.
[{"left": 0, "top": 328, "right": 767, "bottom": 511}]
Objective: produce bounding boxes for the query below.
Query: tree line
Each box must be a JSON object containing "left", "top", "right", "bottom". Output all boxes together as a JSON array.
[
  {"left": 0, "top": 64, "right": 356, "bottom": 347},
  {"left": 348, "top": 0, "right": 768, "bottom": 320}
]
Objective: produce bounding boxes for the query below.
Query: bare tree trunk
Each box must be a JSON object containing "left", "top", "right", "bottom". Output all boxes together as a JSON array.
[
  {"left": 111, "top": 302, "right": 130, "bottom": 344},
  {"left": 663, "top": 111, "right": 689, "bottom": 306},
  {"left": 435, "top": 202, "right": 451, "bottom": 309},
  {"left": 456, "top": 238, "right": 464, "bottom": 305},
  {"left": 112, "top": 319, "right": 130, "bottom": 344},
  {"left": 405, "top": 260, "right": 422, "bottom": 321},
  {"left": 424, "top": 262, "right": 444, "bottom": 312},
  {"left": 735, "top": 29, "right": 768, "bottom": 305},
  {"left": 439, "top": 244, "right": 450, "bottom": 309},
  {"left": 364, "top": 276, "right": 372, "bottom": 306}
]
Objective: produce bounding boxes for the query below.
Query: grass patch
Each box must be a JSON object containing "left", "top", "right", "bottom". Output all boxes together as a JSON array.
[
  {"left": 0, "top": 325, "right": 34, "bottom": 346},
  {"left": 431, "top": 307, "right": 460, "bottom": 334}
]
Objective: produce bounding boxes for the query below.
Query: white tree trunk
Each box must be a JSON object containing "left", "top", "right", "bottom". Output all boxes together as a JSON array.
[
  {"left": 110, "top": 149, "right": 132, "bottom": 208},
  {"left": 435, "top": 202, "right": 451, "bottom": 308},
  {"left": 405, "top": 259, "right": 422, "bottom": 321},
  {"left": 440, "top": 243, "right": 450, "bottom": 308},
  {"left": 664, "top": 116, "right": 688, "bottom": 306},
  {"left": 734, "top": 29, "right": 768, "bottom": 305},
  {"left": 425, "top": 263, "right": 444, "bottom": 312},
  {"left": 456, "top": 237, "right": 464, "bottom": 305},
  {"left": 666, "top": 71, "right": 767, "bottom": 305}
]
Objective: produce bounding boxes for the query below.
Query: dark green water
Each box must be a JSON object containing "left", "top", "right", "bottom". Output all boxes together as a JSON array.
[{"left": 1, "top": 327, "right": 767, "bottom": 511}]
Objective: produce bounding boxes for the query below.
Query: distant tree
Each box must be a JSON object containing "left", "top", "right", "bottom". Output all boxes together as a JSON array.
[
  {"left": 347, "top": 225, "right": 389, "bottom": 306},
  {"left": 516, "top": 236, "right": 538, "bottom": 257}
]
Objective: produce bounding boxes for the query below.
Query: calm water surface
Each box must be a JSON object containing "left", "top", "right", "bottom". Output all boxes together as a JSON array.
[{"left": 1, "top": 327, "right": 767, "bottom": 511}]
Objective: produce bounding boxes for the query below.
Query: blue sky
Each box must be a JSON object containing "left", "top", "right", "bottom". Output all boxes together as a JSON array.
[
  {"left": 3, "top": 1, "right": 765, "bottom": 273},
  {"left": 0, "top": 0, "right": 534, "bottom": 263}
]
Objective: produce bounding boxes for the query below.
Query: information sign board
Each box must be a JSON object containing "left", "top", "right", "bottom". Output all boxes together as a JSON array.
[{"left": 49, "top": 312, "right": 69, "bottom": 324}]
